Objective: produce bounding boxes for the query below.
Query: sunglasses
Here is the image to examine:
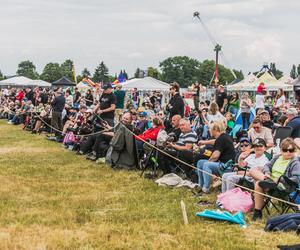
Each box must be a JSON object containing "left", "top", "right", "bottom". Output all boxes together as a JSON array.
[
  {"left": 253, "top": 144, "right": 264, "bottom": 148},
  {"left": 240, "top": 144, "right": 250, "bottom": 147},
  {"left": 253, "top": 126, "right": 260, "bottom": 130},
  {"left": 282, "top": 148, "right": 295, "bottom": 153}
]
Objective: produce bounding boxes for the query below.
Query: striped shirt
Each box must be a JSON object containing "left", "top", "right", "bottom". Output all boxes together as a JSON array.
[{"left": 177, "top": 131, "right": 198, "bottom": 146}]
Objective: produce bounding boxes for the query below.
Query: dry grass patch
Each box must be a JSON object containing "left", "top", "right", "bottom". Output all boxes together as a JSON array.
[{"left": 0, "top": 121, "right": 299, "bottom": 249}]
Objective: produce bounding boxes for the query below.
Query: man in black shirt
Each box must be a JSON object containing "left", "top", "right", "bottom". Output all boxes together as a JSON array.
[
  {"left": 51, "top": 88, "right": 66, "bottom": 138},
  {"left": 94, "top": 83, "right": 116, "bottom": 127},
  {"left": 215, "top": 85, "right": 227, "bottom": 113},
  {"left": 74, "top": 87, "right": 81, "bottom": 109},
  {"left": 25, "top": 87, "right": 34, "bottom": 103},
  {"left": 167, "top": 82, "right": 184, "bottom": 119},
  {"left": 196, "top": 120, "right": 235, "bottom": 193}
]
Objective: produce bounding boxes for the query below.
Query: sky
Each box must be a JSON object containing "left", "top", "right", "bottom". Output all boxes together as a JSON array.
[{"left": 0, "top": 0, "right": 299, "bottom": 78}]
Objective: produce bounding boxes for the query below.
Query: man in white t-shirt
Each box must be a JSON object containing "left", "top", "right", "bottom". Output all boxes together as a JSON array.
[
  {"left": 248, "top": 118, "right": 274, "bottom": 148},
  {"left": 255, "top": 90, "right": 266, "bottom": 111},
  {"left": 222, "top": 138, "right": 269, "bottom": 192}
]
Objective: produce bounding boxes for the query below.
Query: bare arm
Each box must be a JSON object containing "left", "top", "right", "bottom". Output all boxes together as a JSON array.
[{"left": 209, "top": 150, "right": 220, "bottom": 162}]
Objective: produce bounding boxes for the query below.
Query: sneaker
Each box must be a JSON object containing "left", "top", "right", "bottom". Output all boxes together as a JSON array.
[
  {"left": 96, "top": 158, "right": 106, "bottom": 164},
  {"left": 252, "top": 209, "right": 262, "bottom": 221},
  {"left": 202, "top": 187, "right": 210, "bottom": 194},
  {"left": 76, "top": 150, "right": 84, "bottom": 155},
  {"left": 86, "top": 152, "right": 97, "bottom": 161},
  {"left": 258, "top": 179, "right": 277, "bottom": 190}
]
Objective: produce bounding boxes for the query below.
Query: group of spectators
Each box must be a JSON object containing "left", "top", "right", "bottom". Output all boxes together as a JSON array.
[{"left": 1, "top": 81, "right": 300, "bottom": 221}]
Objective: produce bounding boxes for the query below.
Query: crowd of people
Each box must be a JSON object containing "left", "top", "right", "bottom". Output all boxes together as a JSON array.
[{"left": 1, "top": 81, "right": 300, "bottom": 221}]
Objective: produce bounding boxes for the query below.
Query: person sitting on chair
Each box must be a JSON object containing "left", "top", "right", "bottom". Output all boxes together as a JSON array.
[
  {"left": 222, "top": 138, "right": 269, "bottom": 192},
  {"left": 157, "top": 118, "right": 197, "bottom": 179},
  {"left": 196, "top": 120, "right": 236, "bottom": 194},
  {"left": 249, "top": 138, "right": 300, "bottom": 220}
]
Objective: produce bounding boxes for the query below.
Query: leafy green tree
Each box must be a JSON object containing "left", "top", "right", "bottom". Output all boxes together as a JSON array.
[
  {"left": 122, "top": 70, "right": 129, "bottom": 80},
  {"left": 147, "top": 67, "right": 162, "bottom": 80},
  {"left": 16, "top": 60, "right": 39, "bottom": 79},
  {"left": 40, "top": 63, "right": 62, "bottom": 82},
  {"left": 0, "top": 70, "right": 4, "bottom": 80},
  {"left": 81, "top": 68, "right": 91, "bottom": 78},
  {"left": 233, "top": 70, "right": 244, "bottom": 81},
  {"left": 269, "top": 63, "right": 283, "bottom": 79},
  {"left": 60, "top": 59, "right": 74, "bottom": 81},
  {"left": 159, "top": 56, "right": 201, "bottom": 87},
  {"left": 197, "top": 60, "right": 215, "bottom": 86},
  {"left": 290, "top": 65, "right": 297, "bottom": 79},
  {"left": 134, "top": 68, "right": 141, "bottom": 78},
  {"left": 93, "top": 61, "right": 109, "bottom": 83},
  {"left": 297, "top": 65, "right": 300, "bottom": 78}
]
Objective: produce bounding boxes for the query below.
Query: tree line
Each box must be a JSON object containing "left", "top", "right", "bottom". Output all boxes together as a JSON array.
[{"left": 0, "top": 57, "right": 297, "bottom": 88}]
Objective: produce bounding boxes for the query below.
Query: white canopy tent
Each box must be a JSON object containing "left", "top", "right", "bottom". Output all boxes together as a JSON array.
[
  {"left": 25, "top": 80, "right": 51, "bottom": 87},
  {"left": 0, "top": 76, "right": 51, "bottom": 87},
  {"left": 226, "top": 73, "right": 257, "bottom": 91},
  {"left": 0, "top": 76, "right": 32, "bottom": 86},
  {"left": 278, "top": 75, "right": 294, "bottom": 85},
  {"left": 120, "top": 77, "right": 170, "bottom": 91},
  {"left": 227, "top": 72, "right": 293, "bottom": 92}
]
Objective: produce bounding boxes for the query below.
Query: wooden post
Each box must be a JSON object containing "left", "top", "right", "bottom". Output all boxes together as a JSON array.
[{"left": 180, "top": 200, "right": 189, "bottom": 225}]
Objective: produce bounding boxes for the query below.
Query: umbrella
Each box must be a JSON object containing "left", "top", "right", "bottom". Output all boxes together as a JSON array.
[{"left": 196, "top": 209, "right": 247, "bottom": 227}]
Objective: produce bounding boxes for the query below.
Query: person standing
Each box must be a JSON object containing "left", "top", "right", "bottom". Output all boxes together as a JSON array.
[
  {"left": 85, "top": 89, "right": 94, "bottom": 107},
  {"left": 51, "top": 88, "right": 66, "bottom": 139},
  {"left": 227, "top": 92, "right": 240, "bottom": 116},
  {"left": 275, "top": 88, "right": 286, "bottom": 109},
  {"left": 255, "top": 89, "right": 266, "bottom": 112},
  {"left": 215, "top": 85, "right": 228, "bottom": 113},
  {"left": 132, "top": 87, "right": 139, "bottom": 109},
  {"left": 94, "top": 83, "right": 116, "bottom": 127},
  {"left": 167, "top": 82, "right": 184, "bottom": 119},
  {"left": 240, "top": 92, "right": 252, "bottom": 130},
  {"left": 73, "top": 87, "right": 81, "bottom": 109},
  {"left": 114, "top": 85, "right": 125, "bottom": 120},
  {"left": 192, "top": 81, "right": 200, "bottom": 111}
]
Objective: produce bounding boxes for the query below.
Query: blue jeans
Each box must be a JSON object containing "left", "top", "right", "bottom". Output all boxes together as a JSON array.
[{"left": 197, "top": 160, "right": 224, "bottom": 189}]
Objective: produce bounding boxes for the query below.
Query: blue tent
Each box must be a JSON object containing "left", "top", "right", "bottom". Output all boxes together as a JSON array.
[
  {"left": 235, "top": 108, "right": 256, "bottom": 129},
  {"left": 196, "top": 209, "right": 247, "bottom": 227}
]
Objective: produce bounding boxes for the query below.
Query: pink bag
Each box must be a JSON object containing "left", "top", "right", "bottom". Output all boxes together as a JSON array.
[
  {"left": 63, "top": 131, "right": 76, "bottom": 144},
  {"left": 217, "top": 188, "right": 253, "bottom": 213}
]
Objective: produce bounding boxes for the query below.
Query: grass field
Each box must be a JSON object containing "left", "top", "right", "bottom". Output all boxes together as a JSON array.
[{"left": 0, "top": 120, "right": 299, "bottom": 249}]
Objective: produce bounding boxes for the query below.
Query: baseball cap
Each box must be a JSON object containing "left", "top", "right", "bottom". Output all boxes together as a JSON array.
[
  {"left": 139, "top": 111, "right": 147, "bottom": 117},
  {"left": 260, "top": 110, "right": 269, "bottom": 115},
  {"left": 102, "top": 83, "right": 113, "bottom": 90},
  {"left": 252, "top": 138, "right": 266, "bottom": 147},
  {"left": 240, "top": 137, "right": 250, "bottom": 144},
  {"left": 286, "top": 108, "right": 298, "bottom": 116}
]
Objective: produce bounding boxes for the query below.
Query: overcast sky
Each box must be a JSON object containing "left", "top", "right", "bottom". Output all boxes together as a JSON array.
[{"left": 0, "top": 0, "right": 299, "bottom": 78}]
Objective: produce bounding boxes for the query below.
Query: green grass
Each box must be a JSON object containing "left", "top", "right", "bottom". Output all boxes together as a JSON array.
[{"left": 0, "top": 120, "right": 299, "bottom": 249}]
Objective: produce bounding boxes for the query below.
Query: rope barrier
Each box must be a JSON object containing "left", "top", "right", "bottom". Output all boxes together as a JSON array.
[
  {"left": 4, "top": 104, "right": 299, "bottom": 209},
  {"left": 32, "top": 112, "right": 116, "bottom": 138},
  {"left": 126, "top": 126, "right": 300, "bottom": 208}
]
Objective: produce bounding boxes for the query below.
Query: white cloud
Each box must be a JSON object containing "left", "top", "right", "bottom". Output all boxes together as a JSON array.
[
  {"left": 245, "top": 34, "right": 283, "bottom": 64},
  {"left": 0, "top": 0, "right": 299, "bottom": 76}
]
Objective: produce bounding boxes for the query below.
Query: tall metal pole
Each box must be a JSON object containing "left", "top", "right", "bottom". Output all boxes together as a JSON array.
[{"left": 214, "top": 44, "right": 222, "bottom": 85}]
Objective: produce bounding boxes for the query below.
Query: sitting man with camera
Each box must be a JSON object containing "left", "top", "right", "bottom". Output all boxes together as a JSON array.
[{"left": 158, "top": 118, "right": 198, "bottom": 180}]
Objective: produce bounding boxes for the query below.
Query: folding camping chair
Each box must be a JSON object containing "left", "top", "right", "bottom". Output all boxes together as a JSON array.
[
  {"left": 229, "top": 124, "right": 242, "bottom": 139},
  {"left": 262, "top": 175, "right": 299, "bottom": 215},
  {"left": 273, "top": 126, "right": 292, "bottom": 146}
]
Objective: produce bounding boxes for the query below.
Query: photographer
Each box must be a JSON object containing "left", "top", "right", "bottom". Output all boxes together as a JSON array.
[
  {"left": 79, "top": 83, "right": 116, "bottom": 155},
  {"left": 167, "top": 82, "right": 184, "bottom": 119},
  {"left": 158, "top": 118, "right": 198, "bottom": 179},
  {"left": 51, "top": 88, "right": 66, "bottom": 139},
  {"left": 94, "top": 83, "right": 116, "bottom": 127}
]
